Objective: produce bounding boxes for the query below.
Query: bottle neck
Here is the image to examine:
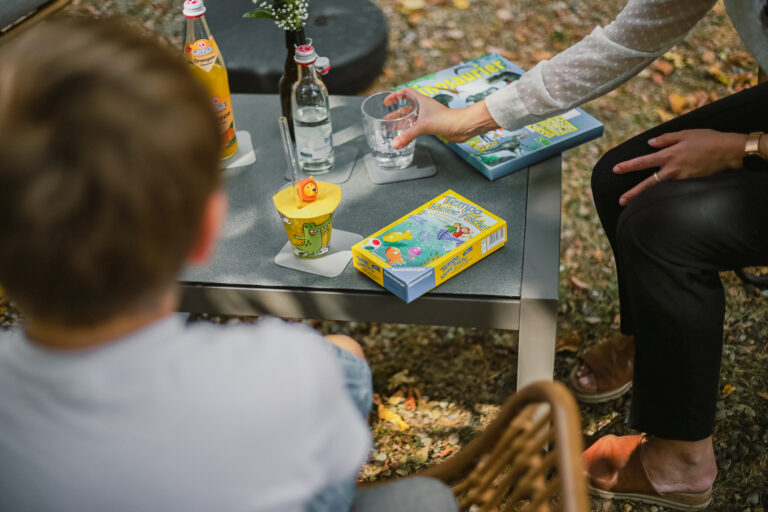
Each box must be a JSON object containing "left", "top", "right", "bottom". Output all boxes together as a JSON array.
[
  {"left": 297, "top": 62, "right": 318, "bottom": 81},
  {"left": 184, "top": 14, "right": 213, "bottom": 43},
  {"left": 284, "top": 28, "right": 306, "bottom": 50}
]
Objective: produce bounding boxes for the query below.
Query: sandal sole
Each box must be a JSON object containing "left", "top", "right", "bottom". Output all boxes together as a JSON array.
[
  {"left": 589, "top": 484, "right": 712, "bottom": 511},
  {"left": 568, "top": 364, "right": 632, "bottom": 404}
]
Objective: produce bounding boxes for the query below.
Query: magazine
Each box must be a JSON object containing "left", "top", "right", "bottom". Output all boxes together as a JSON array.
[{"left": 395, "top": 53, "right": 604, "bottom": 180}]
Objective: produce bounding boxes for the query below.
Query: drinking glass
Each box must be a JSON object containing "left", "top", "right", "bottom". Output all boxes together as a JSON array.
[{"left": 361, "top": 91, "right": 419, "bottom": 169}]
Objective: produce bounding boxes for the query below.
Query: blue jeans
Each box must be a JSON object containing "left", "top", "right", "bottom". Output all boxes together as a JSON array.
[
  {"left": 307, "top": 341, "right": 457, "bottom": 512},
  {"left": 307, "top": 340, "right": 373, "bottom": 512}
]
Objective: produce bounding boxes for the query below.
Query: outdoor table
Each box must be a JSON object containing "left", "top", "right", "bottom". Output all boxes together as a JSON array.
[{"left": 180, "top": 94, "right": 561, "bottom": 388}]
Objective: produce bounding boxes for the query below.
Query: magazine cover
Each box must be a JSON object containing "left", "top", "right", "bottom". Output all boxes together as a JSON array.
[
  {"left": 395, "top": 53, "right": 604, "bottom": 180},
  {"left": 351, "top": 190, "right": 506, "bottom": 303}
]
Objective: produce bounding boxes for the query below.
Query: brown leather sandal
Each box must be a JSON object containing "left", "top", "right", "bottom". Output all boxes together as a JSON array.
[
  {"left": 568, "top": 334, "right": 634, "bottom": 403},
  {"left": 584, "top": 434, "right": 712, "bottom": 511}
]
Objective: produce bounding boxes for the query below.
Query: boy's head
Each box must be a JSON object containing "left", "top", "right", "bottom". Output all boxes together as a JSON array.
[{"left": 0, "top": 16, "right": 222, "bottom": 326}]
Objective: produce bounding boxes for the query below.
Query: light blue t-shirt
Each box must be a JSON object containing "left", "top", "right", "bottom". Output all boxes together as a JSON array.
[{"left": 0, "top": 316, "right": 371, "bottom": 512}]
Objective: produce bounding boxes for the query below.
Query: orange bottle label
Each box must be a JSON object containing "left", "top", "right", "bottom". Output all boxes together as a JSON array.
[
  {"left": 212, "top": 94, "right": 237, "bottom": 151},
  {"left": 185, "top": 39, "right": 238, "bottom": 159},
  {"left": 184, "top": 38, "right": 218, "bottom": 72}
]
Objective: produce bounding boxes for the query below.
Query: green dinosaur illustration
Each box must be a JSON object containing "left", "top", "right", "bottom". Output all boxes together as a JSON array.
[{"left": 294, "top": 217, "right": 333, "bottom": 255}]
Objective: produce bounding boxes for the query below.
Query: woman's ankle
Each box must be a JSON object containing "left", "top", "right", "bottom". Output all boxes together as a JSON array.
[{"left": 641, "top": 435, "right": 717, "bottom": 493}]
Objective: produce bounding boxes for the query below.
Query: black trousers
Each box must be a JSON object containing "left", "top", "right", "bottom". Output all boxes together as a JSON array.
[{"left": 591, "top": 80, "right": 768, "bottom": 441}]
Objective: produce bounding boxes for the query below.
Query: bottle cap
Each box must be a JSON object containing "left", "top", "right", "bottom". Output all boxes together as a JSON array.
[
  {"left": 315, "top": 56, "right": 331, "bottom": 75},
  {"left": 294, "top": 44, "right": 317, "bottom": 65},
  {"left": 183, "top": 0, "right": 206, "bottom": 18}
]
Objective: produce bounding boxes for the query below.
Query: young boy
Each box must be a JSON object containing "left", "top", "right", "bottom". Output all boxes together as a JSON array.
[{"left": 0, "top": 16, "right": 456, "bottom": 512}]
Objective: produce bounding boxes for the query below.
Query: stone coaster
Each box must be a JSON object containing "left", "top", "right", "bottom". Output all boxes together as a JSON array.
[
  {"left": 364, "top": 146, "right": 437, "bottom": 184},
  {"left": 284, "top": 144, "right": 359, "bottom": 184},
  {"left": 274, "top": 229, "right": 363, "bottom": 277},
  {"left": 223, "top": 130, "right": 256, "bottom": 169}
]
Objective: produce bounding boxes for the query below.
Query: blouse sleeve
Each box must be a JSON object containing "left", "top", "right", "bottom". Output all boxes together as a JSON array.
[{"left": 485, "top": 0, "right": 717, "bottom": 131}]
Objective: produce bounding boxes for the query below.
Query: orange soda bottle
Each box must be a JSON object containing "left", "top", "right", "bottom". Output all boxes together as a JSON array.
[{"left": 182, "top": 0, "right": 238, "bottom": 160}]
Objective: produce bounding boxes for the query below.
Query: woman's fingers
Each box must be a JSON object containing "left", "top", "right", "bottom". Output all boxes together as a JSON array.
[
  {"left": 382, "top": 105, "right": 416, "bottom": 120},
  {"left": 383, "top": 88, "right": 420, "bottom": 106},
  {"left": 392, "top": 124, "right": 422, "bottom": 149},
  {"left": 619, "top": 174, "right": 661, "bottom": 206},
  {"left": 613, "top": 150, "right": 667, "bottom": 174},
  {"left": 648, "top": 131, "right": 685, "bottom": 148}
]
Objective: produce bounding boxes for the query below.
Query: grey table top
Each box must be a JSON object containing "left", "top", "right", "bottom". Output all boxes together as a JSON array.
[{"left": 181, "top": 94, "right": 529, "bottom": 300}]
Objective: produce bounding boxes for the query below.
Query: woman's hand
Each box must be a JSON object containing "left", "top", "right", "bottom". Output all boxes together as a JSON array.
[
  {"left": 383, "top": 88, "right": 499, "bottom": 149},
  {"left": 614, "top": 129, "right": 747, "bottom": 206}
]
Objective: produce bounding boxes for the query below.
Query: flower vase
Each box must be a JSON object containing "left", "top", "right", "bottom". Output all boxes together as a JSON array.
[{"left": 279, "top": 28, "right": 307, "bottom": 140}]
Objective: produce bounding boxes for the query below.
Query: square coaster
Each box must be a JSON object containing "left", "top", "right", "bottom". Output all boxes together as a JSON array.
[
  {"left": 274, "top": 229, "right": 363, "bottom": 277},
  {"left": 284, "top": 144, "right": 359, "bottom": 184},
  {"left": 364, "top": 146, "right": 437, "bottom": 184},
  {"left": 223, "top": 130, "right": 256, "bottom": 169}
]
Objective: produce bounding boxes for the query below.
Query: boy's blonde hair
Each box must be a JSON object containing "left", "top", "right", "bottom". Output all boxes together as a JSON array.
[{"left": 0, "top": 16, "right": 222, "bottom": 325}]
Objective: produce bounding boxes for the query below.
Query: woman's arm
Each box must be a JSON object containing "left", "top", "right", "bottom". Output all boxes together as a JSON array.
[
  {"left": 388, "top": 0, "right": 718, "bottom": 148},
  {"left": 486, "top": 0, "right": 717, "bottom": 131}
]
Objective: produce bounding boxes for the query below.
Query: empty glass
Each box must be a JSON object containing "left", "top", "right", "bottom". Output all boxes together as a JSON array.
[{"left": 361, "top": 91, "right": 419, "bottom": 169}]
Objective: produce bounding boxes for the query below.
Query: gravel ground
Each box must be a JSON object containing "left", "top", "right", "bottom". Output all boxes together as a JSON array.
[{"left": 1, "top": 0, "right": 767, "bottom": 510}]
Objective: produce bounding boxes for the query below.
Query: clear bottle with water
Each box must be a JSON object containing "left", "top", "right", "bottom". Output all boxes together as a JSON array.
[{"left": 292, "top": 44, "right": 334, "bottom": 173}]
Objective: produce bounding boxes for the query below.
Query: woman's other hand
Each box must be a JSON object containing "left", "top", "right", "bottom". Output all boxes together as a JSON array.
[
  {"left": 383, "top": 88, "right": 499, "bottom": 149},
  {"left": 614, "top": 129, "right": 747, "bottom": 206}
]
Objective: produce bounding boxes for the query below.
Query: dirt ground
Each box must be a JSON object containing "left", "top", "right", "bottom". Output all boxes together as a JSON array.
[{"left": 1, "top": 0, "right": 767, "bottom": 510}]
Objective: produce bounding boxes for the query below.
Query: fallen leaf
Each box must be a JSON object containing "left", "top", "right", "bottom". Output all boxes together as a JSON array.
[
  {"left": 446, "top": 29, "right": 464, "bottom": 39},
  {"left": 452, "top": 0, "right": 470, "bottom": 9},
  {"left": 412, "top": 55, "right": 425, "bottom": 69},
  {"left": 722, "top": 384, "right": 736, "bottom": 397},
  {"left": 398, "top": 0, "right": 425, "bottom": 14},
  {"left": 407, "top": 13, "right": 422, "bottom": 26},
  {"left": 585, "top": 316, "right": 601, "bottom": 325},
  {"left": 570, "top": 276, "right": 590, "bottom": 289},
  {"left": 556, "top": 330, "right": 582, "bottom": 353},
  {"left": 387, "top": 391, "right": 404, "bottom": 406},
  {"left": 496, "top": 8, "right": 513, "bottom": 21},
  {"left": 383, "top": 68, "right": 395, "bottom": 78},
  {"left": 668, "top": 92, "right": 687, "bottom": 114},
  {"left": 653, "top": 59, "right": 675, "bottom": 76},
  {"left": 419, "top": 38, "right": 433, "bottom": 49},
  {"left": 387, "top": 369, "right": 416, "bottom": 390},
  {"left": 707, "top": 64, "right": 731, "bottom": 86},
  {"left": 437, "top": 446, "right": 454, "bottom": 457},
  {"left": 403, "top": 396, "right": 417, "bottom": 410},
  {"left": 701, "top": 50, "right": 716, "bottom": 64},
  {"left": 758, "top": 392, "right": 768, "bottom": 400},
  {"left": 728, "top": 287, "right": 739, "bottom": 297},
  {"left": 377, "top": 403, "right": 410, "bottom": 431},
  {"left": 440, "top": 418, "right": 459, "bottom": 426},
  {"left": 663, "top": 50, "right": 685, "bottom": 69},
  {"left": 532, "top": 50, "right": 554, "bottom": 61},
  {"left": 593, "top": 249, "right": 604, "bottom": 261},
  {"left": 692, "top": 90, "right": 710, "bottom": 108}
]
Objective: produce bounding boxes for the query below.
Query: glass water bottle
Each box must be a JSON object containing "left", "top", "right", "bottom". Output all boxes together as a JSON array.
[{"left": 292, "top": 44, "right": 334, "bottom": 173}]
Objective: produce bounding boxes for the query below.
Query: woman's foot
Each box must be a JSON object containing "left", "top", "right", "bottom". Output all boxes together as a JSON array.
[
  {"left": 569, "top": 334, "right": 635, "bottom": 403},
  {"left": 584, "top": 434, "right": 716, "bottom": 511}
]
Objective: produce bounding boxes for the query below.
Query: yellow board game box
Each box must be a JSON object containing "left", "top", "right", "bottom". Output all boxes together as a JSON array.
[{"left": 351, "top": 190, "right": 507, "bottom": 303}]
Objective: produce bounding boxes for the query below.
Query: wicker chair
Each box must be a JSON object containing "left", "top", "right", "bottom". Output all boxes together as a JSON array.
[{"left": 363, "top": 380, "right": 590, "bottom": 512}]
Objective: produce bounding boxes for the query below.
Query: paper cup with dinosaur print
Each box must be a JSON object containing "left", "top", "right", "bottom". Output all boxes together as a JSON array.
[{"left": 273, "top": 181, "right": 341, "bottom": 258}]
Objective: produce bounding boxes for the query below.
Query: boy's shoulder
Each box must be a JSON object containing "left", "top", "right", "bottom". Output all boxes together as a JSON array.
[{"left": 178, "top": 317, "right": 342, "bottom": 387}]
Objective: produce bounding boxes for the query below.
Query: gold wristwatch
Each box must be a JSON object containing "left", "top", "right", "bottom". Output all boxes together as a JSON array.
[{"left": 744, "top": 132, "right": 764, "bottom": 159}]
